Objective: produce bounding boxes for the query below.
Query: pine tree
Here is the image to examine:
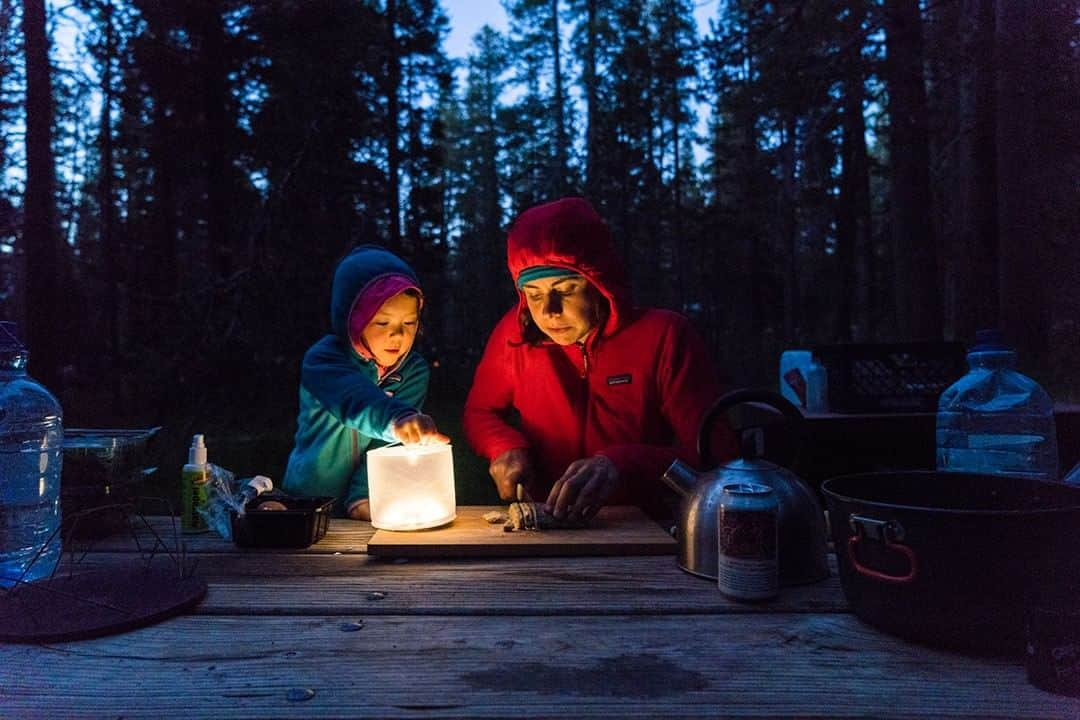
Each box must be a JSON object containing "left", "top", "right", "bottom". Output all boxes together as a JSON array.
[
  {"left": 503, "top": 0, "right": 576, "bottom": 202},
  {"left": 444, "top": 25, "right": 514, "bottom": 370},
  {"left": 21, "top": 0, "right": 63, "bottom": 390},
  {"left": 884, "top": 0, "right": 940, "bottom": 340}
]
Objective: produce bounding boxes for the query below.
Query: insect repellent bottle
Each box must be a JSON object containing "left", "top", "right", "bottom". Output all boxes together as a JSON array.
[{"left": 181, "top": 434, "right": 210, "bottom": 533}]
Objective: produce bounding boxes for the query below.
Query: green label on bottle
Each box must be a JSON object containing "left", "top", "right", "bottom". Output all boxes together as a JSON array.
[{"left": 181, "top": 467, "right": 210, "bottom": 534}]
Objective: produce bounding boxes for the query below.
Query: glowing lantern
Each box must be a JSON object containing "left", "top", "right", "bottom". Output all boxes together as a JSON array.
[{"left": 367, "top": 444, "right": 456, "bottom": 530}]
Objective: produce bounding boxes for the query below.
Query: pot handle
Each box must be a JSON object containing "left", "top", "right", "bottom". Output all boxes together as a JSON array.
[
  {"left": 846, "top": 514, "right": 918, "bottom": 584},
  {"left": 698, "top": 388, "right": 805, "bottom": 468}
]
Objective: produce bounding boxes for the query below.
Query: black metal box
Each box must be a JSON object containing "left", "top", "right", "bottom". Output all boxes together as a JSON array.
[{"left": 812, "top": 342, "right": 966, "bottom": 413}]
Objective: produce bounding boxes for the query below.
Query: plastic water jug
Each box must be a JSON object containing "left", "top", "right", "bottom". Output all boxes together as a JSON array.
[
  {"left": 936, "top": 329, "right": 1058, "bottom": 481},
  {"left": 0, "top": 322, "right": 63, "bottom": 587}
]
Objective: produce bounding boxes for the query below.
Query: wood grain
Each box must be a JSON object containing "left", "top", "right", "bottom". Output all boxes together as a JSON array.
[
  {"left": 69, "top": 515, "right": 376, "bottom": 554},
  {"left": 20, "top": 512, "right": 1072, "bottom": 719},
  {"left": 60, "top": 551, "right": 844, "bottom": 616},
  {"left": 0, "top": 614, "right": 1071, "bottom": 719},
  {"left": 367, "top": 505, "right": 676, "bottom": 558}
]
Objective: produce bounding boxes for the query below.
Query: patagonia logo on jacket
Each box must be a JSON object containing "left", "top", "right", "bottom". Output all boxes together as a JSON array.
[{"left": 607, "top": 373, "right": 632, "bottom": 386}]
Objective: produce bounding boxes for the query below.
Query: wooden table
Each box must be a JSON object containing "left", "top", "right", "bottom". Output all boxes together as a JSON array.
[{"left": 1, "top": 511, "right": 1077, "bottom": 719}]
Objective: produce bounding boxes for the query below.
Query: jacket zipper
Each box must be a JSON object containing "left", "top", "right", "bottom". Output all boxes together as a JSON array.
[
  {"left": 579, "top": 340, "right": 591, "bottom": 460},
  {"left": 360, "top": 359, "right": 400, "bottom": 469},
  {"left": 351, "top": 427, "right": 359, "bottom": 470}
]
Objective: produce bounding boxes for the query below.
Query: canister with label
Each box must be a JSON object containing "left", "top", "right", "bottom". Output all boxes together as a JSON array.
[{"left": 717, "top": 483, "right": 779, "bottom": 600}]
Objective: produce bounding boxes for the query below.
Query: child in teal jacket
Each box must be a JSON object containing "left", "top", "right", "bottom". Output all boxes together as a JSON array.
[{"left": 283, "top": 245, "right": 448, "bottom": 520}]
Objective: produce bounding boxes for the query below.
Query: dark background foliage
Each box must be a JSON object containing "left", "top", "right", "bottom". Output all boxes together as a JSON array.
[{"left": 1, "top": 0, "right": 1077, "bottom": 502}]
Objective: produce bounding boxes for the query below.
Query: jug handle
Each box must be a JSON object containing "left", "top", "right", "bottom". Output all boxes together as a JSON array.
[{"left": 697, "top": 388, "right": 805, "bottom": 469}]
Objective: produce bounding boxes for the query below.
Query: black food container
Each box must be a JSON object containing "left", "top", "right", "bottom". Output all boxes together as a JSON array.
[{"left": 230, "top": 496, "right": 335, "bottom": 549}]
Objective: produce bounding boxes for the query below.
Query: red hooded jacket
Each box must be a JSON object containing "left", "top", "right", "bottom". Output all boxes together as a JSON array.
[{"left": 463, "top": 197, "right": 736, "bottom": 500}]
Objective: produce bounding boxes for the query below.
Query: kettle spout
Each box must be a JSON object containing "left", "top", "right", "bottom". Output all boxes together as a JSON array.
[{"left": 661, "top": 460, "right": 701, "bottom": 499}]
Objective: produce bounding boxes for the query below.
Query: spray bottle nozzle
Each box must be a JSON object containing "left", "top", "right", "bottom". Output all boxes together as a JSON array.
[{"left": 188, "top": 434, "right": 208, "bottom": 466}]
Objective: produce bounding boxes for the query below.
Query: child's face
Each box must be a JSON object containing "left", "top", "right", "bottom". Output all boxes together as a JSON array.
[{"left": 360, "top": 292, "right": 420, "bottom": 367}]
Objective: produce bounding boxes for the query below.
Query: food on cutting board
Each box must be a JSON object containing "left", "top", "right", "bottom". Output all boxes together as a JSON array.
[{"left": 503, "top": 501, "right": 591, "bottom": 532}]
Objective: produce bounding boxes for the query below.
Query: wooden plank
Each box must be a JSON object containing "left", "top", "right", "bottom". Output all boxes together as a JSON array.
[
  {"left": 0, "top": 613, "right": 1071, "bottom": 719},
  {"left": 54, "top": 553, "right": 847, "bottom": 615},
  {"left": 67, "top": 515, "right": 375, "bottom": 554},
  {"left": 368, "top": 505, "right": 675, "bottom": 558}
]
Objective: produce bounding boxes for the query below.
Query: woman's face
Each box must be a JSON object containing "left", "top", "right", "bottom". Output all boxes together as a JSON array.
[
  {"left": 360, "top": 291, "right": 420, "bottom": 366},
  {"left": 521, "top": 275, "right": 598, "bottom": 345}
]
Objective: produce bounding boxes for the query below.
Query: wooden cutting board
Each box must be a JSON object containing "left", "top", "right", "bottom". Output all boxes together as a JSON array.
[{"left": 366, "top": 505, "right": 676, "bottom": 558}]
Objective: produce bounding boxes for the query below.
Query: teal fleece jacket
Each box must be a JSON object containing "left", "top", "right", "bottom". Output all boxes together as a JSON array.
[{"left": 283, "top": 245, "right": 429, "bottom": 514}]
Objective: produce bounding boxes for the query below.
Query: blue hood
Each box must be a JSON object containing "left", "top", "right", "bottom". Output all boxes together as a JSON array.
[{"left": 330, "top": 245, "right": 421, "bottom": 342}]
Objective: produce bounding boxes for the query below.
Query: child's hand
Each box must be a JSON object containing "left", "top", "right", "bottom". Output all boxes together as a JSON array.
[{"left": 392, "top": 412, "right": 450, "bottom": 445}]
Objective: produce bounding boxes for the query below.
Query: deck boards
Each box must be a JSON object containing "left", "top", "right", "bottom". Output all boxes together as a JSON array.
[
  {"left": 0, "top": 614, "right": 1069, "bottom": 719},
  {"left": 5, "top": 514, "right": 1076, "bottom": 718},
  {"left": 55, "top": 553, "right": 846, "bottom": 615}
]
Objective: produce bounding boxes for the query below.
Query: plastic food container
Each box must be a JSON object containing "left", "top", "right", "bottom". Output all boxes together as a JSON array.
[{"left": 230, "top": 496, "right": 334, "bottom": 548}]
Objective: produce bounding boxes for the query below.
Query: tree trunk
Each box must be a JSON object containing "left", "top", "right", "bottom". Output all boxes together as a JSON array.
[
  {"left": 99, "top": 0, "right": 120, "bottom": 413},
  {"left": 837, "top": 11, "right": 871, "bottom": 342},
  {"left": 150, "top": 83, "right": 177, "bottom": 323},
  {"left": 884, "top": 0, "right": 941, "bottom": 340},
  {"left": 201, "top": 0, "right": 230, "bottom": 280},
  {"left": 939, "top": 0, "right": 998, "bottom": 343},
  {"left": 996, "top": 0, "right": 1079, "bottom": 391},
  {"left": 386, "top": 0, "right": 402, "bottom": 250},
  {"left": 782, "top": 115, "right": 798, "bottom": 342},
  {"left": 967, "top": 0, "right": 998, "bottom": 333},
  {"left": 551, "top": 0, "right": 567, "bottom": 197},
  {"left": 583, "top": 0, "right": 597, "bottom": 198},
  {"left": 21, "top": 0, "right": 62, "bottom": 390}
]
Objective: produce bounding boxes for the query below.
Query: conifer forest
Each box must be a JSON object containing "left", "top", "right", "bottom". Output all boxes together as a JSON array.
[{"left": 0, "top": 1, "right": 1077, "bottom": 486}]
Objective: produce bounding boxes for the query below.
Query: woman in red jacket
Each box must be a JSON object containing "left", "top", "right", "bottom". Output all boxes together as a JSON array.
[{"left": 463, "top": 197, "right": 736, "bottom": 523}]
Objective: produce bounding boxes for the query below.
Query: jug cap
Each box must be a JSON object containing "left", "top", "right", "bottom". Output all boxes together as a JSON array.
[
  {"left": 972, "top": 329, "right": 1011, "bottom": 353},
  {"left": 0, "top": 321, "right": 23, "bottom": 351},
  {"left": 0, "top": 321, "right": 28, "bottom": 370}
]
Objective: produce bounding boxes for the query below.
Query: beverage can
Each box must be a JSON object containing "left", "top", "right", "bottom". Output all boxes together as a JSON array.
[{"left": 717, "top": 483, "right": 778, "bottom": 600}]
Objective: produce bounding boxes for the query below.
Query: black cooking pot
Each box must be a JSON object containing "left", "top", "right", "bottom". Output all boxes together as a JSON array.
[{"left": 822, "top": 471, "right": 1080, "bottom": 656}]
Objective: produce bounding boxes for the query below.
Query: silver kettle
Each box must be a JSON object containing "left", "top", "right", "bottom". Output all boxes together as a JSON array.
[{"left": 661, "top": 389, "right": 830, "bottom": 585}]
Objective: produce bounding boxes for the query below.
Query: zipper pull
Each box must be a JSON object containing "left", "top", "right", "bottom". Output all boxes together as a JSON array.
[{"left": 579, "top": 341, "right": 589, "bottom": 378}]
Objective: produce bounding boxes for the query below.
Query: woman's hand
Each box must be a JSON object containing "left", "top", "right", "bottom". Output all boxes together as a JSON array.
[
  {"left": 489, "top": 448, "right": 535, "bottom": 501},
  {"left": 392, "top": 413, "right": 451, "bottom": 445},
  {"left": 545, "top": 455, "right": 619, "bottom": 521}
]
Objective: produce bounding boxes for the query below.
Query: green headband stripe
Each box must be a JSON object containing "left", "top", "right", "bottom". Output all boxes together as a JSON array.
[{"left": 517, "top": 266, "right": 580, "bottom": 288}]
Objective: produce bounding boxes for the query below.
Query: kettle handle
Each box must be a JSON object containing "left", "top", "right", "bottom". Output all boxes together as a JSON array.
[{"left": 698, "top": 388, "right": 805, "bottom": 468}]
